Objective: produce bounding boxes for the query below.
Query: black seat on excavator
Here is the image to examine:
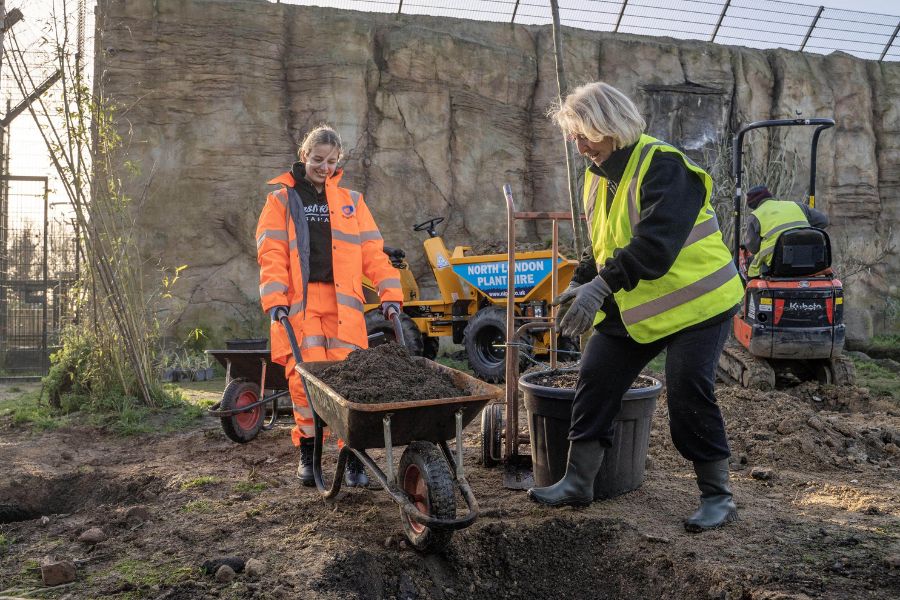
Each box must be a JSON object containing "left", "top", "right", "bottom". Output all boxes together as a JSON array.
[{"left": 768, "top": 227, "right": 831, "bottom": 277}]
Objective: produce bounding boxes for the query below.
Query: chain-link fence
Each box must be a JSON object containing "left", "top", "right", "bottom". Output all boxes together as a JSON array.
[{"left": 271, "top": 0, "right": 900, "bottom": 62}]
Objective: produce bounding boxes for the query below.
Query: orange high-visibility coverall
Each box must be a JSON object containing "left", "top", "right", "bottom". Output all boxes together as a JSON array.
[{"left": 256, "top": 169, "right": 403, "bottom": 446}]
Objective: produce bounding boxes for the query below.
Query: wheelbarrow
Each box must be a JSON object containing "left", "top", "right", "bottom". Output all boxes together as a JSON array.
[
  {"left": 283, "top": 310, "right": 501, "bottom": 553},
  {"left": 206, "top": 332, "right": 388, "bottom": 443}
]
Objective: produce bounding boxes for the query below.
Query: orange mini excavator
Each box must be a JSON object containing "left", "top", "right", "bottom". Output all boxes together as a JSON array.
[{"left": 718, "top": 118, "right": 855, "bottom": 389}]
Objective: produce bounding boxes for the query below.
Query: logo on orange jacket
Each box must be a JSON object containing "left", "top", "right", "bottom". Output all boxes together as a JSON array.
[{"left": 341, "top": 205, "right": 355, "bottom": 217}]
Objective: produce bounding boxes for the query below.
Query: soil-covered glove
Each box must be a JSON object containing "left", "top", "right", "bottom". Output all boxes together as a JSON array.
[
  {"left": 381, "top": 301, "right": 401, "bottom": 320},
  {"left": 558, "top": 276, "right": 611, "bottom": 338},
  {"left": 269, "top": 305, "right": 289, "bottom": 322},
  {"left": 551, "top": 280, "right": 582, "bottom": 306}
]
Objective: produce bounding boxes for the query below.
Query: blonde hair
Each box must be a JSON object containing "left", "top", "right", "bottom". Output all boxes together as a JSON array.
[
  {"left": 550, "top": 82, "right": 645, "bottom": 149},
  {"left": 298, "top": 124, "right": 342, "bottom": 160}
]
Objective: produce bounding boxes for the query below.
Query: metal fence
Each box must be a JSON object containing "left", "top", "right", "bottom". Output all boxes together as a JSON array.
[
  {"left": 272, "top": 0, "right": 900, "bottom": 62},
  {"left": 0, "top": 175, "right": 78, "bottom": 379}
]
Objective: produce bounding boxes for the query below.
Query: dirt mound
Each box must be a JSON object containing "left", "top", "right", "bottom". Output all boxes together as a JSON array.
[
  {"left": 315, "top": 517, "right": 714, "bottom": 599},
  {"left": 316, "top": 343, "right": 465, "bottom": 404},
  {"left": 525, "top": 371, "right": 656, "bottom": 389}
]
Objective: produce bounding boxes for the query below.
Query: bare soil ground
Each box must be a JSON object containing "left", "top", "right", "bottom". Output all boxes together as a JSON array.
[{"left": 1, "top": 377, "right": 898, "bottom": 599}]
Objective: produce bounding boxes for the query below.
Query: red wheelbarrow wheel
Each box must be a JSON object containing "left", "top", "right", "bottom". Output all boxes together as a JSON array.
[
  {"left": 398, "top": 441, "right": 456, "bottom": 553},
  {"left": 220, "top": 379, "right": 264, "bottom": 443}
]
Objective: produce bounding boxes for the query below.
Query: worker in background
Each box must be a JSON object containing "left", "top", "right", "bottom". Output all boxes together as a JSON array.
[
  {"left": 530, "top": 82, "right": 743, "bottom": 533},
  {"left": 256, "top": 125, "right": 403, "bottom": 488},
  {"left": 743, "top": 185, "right": 829, "bottom": 278}
]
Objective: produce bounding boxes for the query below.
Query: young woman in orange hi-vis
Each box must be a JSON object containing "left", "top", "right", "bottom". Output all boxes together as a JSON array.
[{"left": 256, "top": 125, "right": 403, "bottom": 488}]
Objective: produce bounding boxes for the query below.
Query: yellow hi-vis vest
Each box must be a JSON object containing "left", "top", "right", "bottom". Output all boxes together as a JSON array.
[
  {"left": 748, "top": 199, "right": 810, "bottom": 277},
  {"left": 583, "top": 134, "right": 742, "bottom": 343}
]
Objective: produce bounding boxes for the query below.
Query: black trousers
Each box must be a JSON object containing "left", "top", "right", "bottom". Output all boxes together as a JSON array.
[{"left": 569, "top": 319, "right": 731, "bottom": 463}]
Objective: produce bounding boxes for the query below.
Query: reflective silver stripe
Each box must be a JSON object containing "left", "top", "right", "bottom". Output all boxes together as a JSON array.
[
  {"left": 627, "top": 142, "right": 665, "bottom": 226},
  {"left": 349, "top": 190, "right": 361, "bottom": 208},
  {"left": 298, "top": 426, "right": 315, "bottom": 435},
  {"left": 585, "top": 172, "right": 601, "bottom": 223},
  {"left": 762, "top": 220, "right": 808, "bottom": 239},
  {"left": 377, "top": 278, "right": 402, "bottom": 294},
  {"left": 288, "top": 301, "right": 304, "bottom": 317},
  {"left": 256, "top": 229, "right": 288, "bottom": 249},
  {"left": 621, "top": 262, "right": 738, "bottom": 324},
  {"left": 332, "top": 230, "right": 361, "bottom": 245},
  {"left": 756, "top": 246, "right": 775, "bottom": 260},
  {"left": 683, "top": 215, "right": 720, "bottom": 248},
  {"left": 301, "top": 335, "right": 327, "bottom": 350},
  {"left": 292, "top": 404, "right": 313, "bottom": 418},
  {"left": 360, "top": 230, "right": 383, "bottom": 242},
  {"left": 289, "top": 239, "right": 297, "bottom": 251},
  {"left": 337, "top": 292, "right": 365, "bottom": 312},
  {"left": 260, "top": 281, "right": 288, "bottom": 296},
  {"left": 273, "top": 188, "right": 288, "bottom": 207},
  {"left": 327, "top": 337, "right": 361, "bottom": 351}
]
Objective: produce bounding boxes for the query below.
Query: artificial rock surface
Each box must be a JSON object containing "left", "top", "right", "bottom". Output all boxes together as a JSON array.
[{"left": 98, "top": 0, "right": 899, "bottom": 343}]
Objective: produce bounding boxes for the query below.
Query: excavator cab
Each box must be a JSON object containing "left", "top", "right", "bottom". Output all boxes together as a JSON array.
[{"left": 719, "top": 118, "right": 854, "bottom": 389}]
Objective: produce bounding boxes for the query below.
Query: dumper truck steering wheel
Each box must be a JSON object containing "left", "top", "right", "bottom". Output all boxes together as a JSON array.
[{"left": 413, "top": 217, "right": 444, "bottom": 238}]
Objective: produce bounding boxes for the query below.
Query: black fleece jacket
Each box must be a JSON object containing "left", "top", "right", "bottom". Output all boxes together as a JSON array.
[
  {"left": 291, "top": 162, "right": 334, "bottom": 283},
  {"left": 572, "top": 142, "right": 737, "bottom": 336}
]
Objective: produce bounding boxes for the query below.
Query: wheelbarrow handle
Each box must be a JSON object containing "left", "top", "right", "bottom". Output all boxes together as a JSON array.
[
  {"left": 386, "top": 306, "right": 406, "bottom": 347},
  {"left": 278, "top": 315, "right": 304, "bottom": 367}
]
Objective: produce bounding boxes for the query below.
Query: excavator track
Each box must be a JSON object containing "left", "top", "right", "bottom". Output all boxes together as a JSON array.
[
  {"left": 822, "top": 355, "right": 856, "bottom": 386},
  {"left": 718, "top": 343, "right": 776, "bottom": 390}
]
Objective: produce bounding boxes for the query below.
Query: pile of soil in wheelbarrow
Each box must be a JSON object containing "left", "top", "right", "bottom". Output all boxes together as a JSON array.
[
  {"left": 315, "top": 343, "right": 467, "bottom": 404},
  {"left": 528, "top": 370, "right": 656, "bottom": 389}
]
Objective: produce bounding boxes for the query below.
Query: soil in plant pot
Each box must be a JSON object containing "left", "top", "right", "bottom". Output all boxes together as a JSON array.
[
  {"left": 315, "top": 343, "right": 467, "bottom": 404},
  {"left": 529, "top": 371, "right": 655, "bottom": 389}
]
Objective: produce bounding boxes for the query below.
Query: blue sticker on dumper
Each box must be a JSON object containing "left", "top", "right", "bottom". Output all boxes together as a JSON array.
[{"left": 452, "top": 258, "right": 554, "bottom": 299}]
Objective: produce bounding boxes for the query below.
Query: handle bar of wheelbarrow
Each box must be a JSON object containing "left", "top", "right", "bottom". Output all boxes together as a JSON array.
[{"left": 386, "top": 305, "right": 406, "bottom": 347}]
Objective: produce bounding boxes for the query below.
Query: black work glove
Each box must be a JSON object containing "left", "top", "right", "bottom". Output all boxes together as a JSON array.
[
  {"left": 556, "top": 276, "right": 612, "bottom": 338},
  {"left": 269, "top": 306, "right": 289, "bottom": 322}
]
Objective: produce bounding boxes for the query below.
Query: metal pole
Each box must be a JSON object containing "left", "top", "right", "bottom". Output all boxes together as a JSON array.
[
  {"left": 614, "top": 0, "right": 629, "bottom": 33},
  {"left": 42, "top": 179, "right": 48, "bottom": 375},
  {"left": 799, "top": 6, "right": 824, "bottom": 52},
  {"left": 397, "top": 0, "right": 403, "bottom": 15},
  {"left": 879, "top": 21, "right": 900, "bottom": 62},
  {"left": 503, "top": 184, "right": 517, "bottom": 459},
  {"left": 510, "top": 0, "right": 520, "bottom": 23},
  {"left": 550, "top": 219, "right": 558, "bottom": 370},
  {"left": 710, "top": 0, "right": 731, "bottom": 42}
]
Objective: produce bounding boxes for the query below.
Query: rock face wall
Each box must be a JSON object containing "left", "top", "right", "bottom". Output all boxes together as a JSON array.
[{"left": 98, "top": 0, "right": 899, "bottom": 344}]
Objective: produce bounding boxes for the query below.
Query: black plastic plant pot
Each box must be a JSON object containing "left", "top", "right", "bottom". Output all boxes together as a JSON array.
[
  {"left": 225, "top": 338, "right": 268, "bottom": 351},
  {"left": 519, "top": 369, "right": 662, "bottom": 499}
]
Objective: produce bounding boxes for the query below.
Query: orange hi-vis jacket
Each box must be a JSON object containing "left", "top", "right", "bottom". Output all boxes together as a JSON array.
[{"left": 257, "top": 168, "right": 403, "bottom": 365}]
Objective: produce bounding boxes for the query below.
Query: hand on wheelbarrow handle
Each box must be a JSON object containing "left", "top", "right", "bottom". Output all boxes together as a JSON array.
[{"left": 277, "top": 315, "right": 392, "bottom": 360}]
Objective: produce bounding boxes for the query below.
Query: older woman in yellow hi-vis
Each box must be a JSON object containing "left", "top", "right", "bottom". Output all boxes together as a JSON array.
[{"left": 529, "top": 82, "right": 743, "bottom": 532}]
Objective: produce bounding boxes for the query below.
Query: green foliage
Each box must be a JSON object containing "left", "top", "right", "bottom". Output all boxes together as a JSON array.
[
  {"left": 111, "top": 558, "right": 196, "bottom": 587},
  {"left": 180, "top": 476, "right": 221, "bottom": 490},
  {"left": 851, "top": 359, "right": 900, "bottom": 401},
  {"left": 436, "top": 355, "right": 473, "bottom": 375},
  {"left": 0, "top": 533, "right": 10, "bottom": 554},
  {"left": 234, "top": 481, "right": 268, "bottom": 494},
  {"left": 0, "top": 391, "right": 67, "bottom": 430}
]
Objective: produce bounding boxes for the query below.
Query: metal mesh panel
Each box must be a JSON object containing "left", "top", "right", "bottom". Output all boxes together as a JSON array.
[{"left": 271, "top": 0, "right": 900, "bottom": 61}]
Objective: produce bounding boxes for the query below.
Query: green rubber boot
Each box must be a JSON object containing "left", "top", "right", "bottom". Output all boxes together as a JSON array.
[
  {"left": 527, "top": 440, "right": 605, "bottom": 507},
  {"left": 684, "top": 459, "right": 738, "bottom": 532}
]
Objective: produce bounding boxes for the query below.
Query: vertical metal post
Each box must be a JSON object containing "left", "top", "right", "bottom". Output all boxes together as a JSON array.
[
  {"left": 503, "top": 184, "right": 517, "bottom": 459},
  {"left": 383, "top": 415, "right": 395, "bottom": 481},
  {"left": 880, "top": 21, "right": 900, "bottom": 62},
  {"left": 550, "top": 219, "right": 558, "bottom": 370},
  {"left": 614, "top": 0, "right": 629, "bottom": 32},
  {"left": 510, "top": 0, "right": 520, "bottom": 23},
  {"left": 710, "top": 0, "right": 731, "bottom": 42},
  {"left": 799, "top": 6, "right": 824, "bottom": 52},
  {"left": 41, "top": 179, "right": 48, "bottom": 374},
  {"left": 455, "top": 410, "right": 465, "bottom": 479}
]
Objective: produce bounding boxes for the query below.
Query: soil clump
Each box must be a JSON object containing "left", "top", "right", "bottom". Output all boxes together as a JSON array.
[
  {"left": 527, "top": 370, "right": 656, "bottom": 389},
  {"left": 315, "top": 343, "right": 465, "bottom": 404}
]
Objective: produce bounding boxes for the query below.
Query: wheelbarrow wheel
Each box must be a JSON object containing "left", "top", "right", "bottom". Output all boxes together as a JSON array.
[
  {"left": 480, "top": 401, "right": 503, "bottom": 467},
  {"left": 220, "top": 379, "right": 264, "bottom": 443},
  {"left": 398, "top": 441, "right": 456, "bottom": 553}
]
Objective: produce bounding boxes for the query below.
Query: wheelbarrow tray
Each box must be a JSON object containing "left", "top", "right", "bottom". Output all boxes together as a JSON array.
[
  {"left": 207, "top": 349, "right": 288, "bottom": 390},
  {"left": 296, "top": 358, "right": 501, "bottom": 450}
]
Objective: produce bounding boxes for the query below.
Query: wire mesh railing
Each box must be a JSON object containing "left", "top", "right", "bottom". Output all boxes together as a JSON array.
[{"left": 270, "top": 0, "right": 900, "bottom": 61}]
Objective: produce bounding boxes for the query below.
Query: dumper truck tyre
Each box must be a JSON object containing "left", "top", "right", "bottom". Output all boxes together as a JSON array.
[
  {"left": 398, "top": 441, "right": 456, "bottom": 553},
  {"left": 464, "top": 306, "right": 531, "bottom": 382},
  {"left": 365, "top": 310, "right": 424, "bottom": 356},
  {"left": 220, "top": 379, "right": 264, "bottom": 443},
  {"left": 423, "top": 336, "right": 440, "bottom": 361}
]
